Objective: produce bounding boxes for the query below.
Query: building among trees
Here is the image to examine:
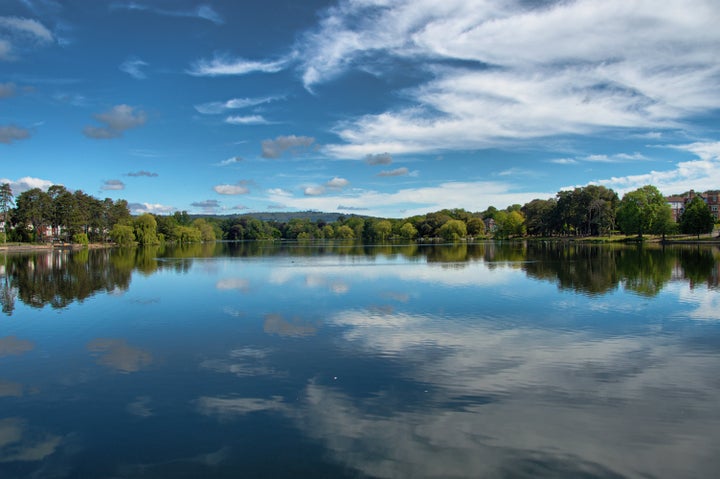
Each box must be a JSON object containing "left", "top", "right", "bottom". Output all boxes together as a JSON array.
[{"left": 666, "top": 190, "right": 720, "bottom": 222}]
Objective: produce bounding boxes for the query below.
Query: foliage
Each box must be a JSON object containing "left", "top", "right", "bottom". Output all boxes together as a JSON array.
[
  {"left": 399, "top": 222, "right": 418, "bottom": 240},
  {"left": 0, "top": 183, "right": 14, "bottom": 241},
  {"left": 133, "top": 214, "right": 160, "bottom": 245},
  {"left": 110, "top": 224, "right": 136, "bottom": 245},
  {"left": 616, "top": 185, "right": 672, "bottom": 239},
  {"left": 494, "top": 210, "right": 525, "bottom": 239},
  {"left": 439, "top": 219, "right": 467, "bottom": 241},
  {"left": 680, "top": 197, "right": 715, "bottom": 238},
  {"left": 6, "top": 182, "right": 714, "bottom": 246},
  {"left": 72, "top": 233, "right": 89, "bottom": 245}
]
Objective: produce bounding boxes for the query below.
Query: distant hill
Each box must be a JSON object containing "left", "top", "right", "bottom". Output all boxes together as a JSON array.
[{"left": 189, "top": 211, "right": 373, "bottom": 223}]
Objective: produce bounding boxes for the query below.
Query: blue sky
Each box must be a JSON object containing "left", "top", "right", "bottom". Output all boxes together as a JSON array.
[{"left": 1, "top": 0, "right": 719, "bottom": 217}]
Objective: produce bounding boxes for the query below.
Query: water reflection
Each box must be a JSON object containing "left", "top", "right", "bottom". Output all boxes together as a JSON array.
[
  {"left": 0, "top": 242, "right": 719, "bottom": 478},
  {"left": 86, "top": 338, "right": 153, "bottom": 373},
  {"left": 2, "top": 242, "right": 718, "bottom": 314}
]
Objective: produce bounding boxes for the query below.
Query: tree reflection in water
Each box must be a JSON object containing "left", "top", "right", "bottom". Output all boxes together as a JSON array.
[{"left": 1, "top": 242, "right": 717, "bottom": 314}]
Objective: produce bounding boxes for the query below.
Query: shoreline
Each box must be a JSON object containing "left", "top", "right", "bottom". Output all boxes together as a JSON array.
[{"left": 0, "top": 243, "right": 114, "bottom": 253}]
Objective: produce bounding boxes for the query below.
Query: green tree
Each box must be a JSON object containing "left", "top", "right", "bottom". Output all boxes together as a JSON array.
[
  {"left": 322, "top": 224, "right": 335, "bottom": 239},
  {"left": 133, "top": 213, "right": 160, "bottom": 244},
  {"left": 439, "top": 219, "right": 467, "bottom": 241},
  {"left": 680, "top": 197, "right": 715, "bottom": 239},
  {"left": 616, "top": 185, "right": 669, "bottom": 239},
  {"left": 399, "top": 222, "right": 418, "bottom": 240},
  {"left": 466, "top": 217, "right": 486, "bottom": 237},
  {"left": 334, "top": 224, "right": 355, "bottom": 239},
  {"left": 109, "top": 224, "right": 135, "bottom": 245},
  {"left": 173, "top": 225, "right": 202, "bottom": 243},
  {"left": 494, "top": 210, "right": 525, "bottom": 239},
  {"left": 192, "top": 218, "right": 216, "bottom": 242},
  {"left": 0, "top": 183, "right": 13, "bottom": 242},
  {"left": 14, "top": 188, "right": 52, "bottom": 242},
  {"left": 373, "top": 220, "right": 392, "bottom": 241},
  {"left": 522, "top": 198, "right": 556, "bottom": 237}
]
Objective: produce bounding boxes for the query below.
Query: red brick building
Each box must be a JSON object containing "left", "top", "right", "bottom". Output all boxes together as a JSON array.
[{"left": 665, "top": 190, "right": 720, "bottom": 222}]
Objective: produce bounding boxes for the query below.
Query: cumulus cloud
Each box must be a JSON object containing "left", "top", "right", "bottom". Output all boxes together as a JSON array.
[
  {"left": 0, "top": 176, "right": 53, "bottom": 194},
  {"left": 119, "top": 56, "right": 148, "bottom": 79},
  {"left": 101, "top": 179, "right": 125, "bottom": 190},
  {"left": 261, "top": 135, "right": 315, "bottom": 159},
  {"left": 295, "top": 0, "right": 720, "bottom": 157},
  {"left": 214, "top": 182, "right": 250, "bottom": 195},
  {"left": 326, "top": 177, "right": 349, "bottom": 189},
  {"left": 304, "top": 185, "right": 325, "bottom": 196},
  {"left": 267, "top": 188, "right": 292, "bottom": 197},
  {"left": 128, "top": 202, "right": 174, "bottom": 214},
  {"left": 126, "top": 170, "right": 158, "bottom": 177},
  {"left": 83, "top": 104, "right": 146, "bottom": 139},
  {"left": 0, "top": 125, "right": 30, "bottom": 144},
  {"left": 365, "top": 153, "right": 393, "bottom": 165},
  {"left": 0, "top": 16, "right": 54, "bottom": 60},
  {"left": 111, "top": 3, "right": 223, "bottom": 24},
  {"left": 188, "top": 54, "right": 286, "bottom": 76}
]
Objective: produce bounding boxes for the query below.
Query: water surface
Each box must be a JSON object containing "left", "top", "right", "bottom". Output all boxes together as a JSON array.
[{"left": 1, "top": 242, "right": 719, "bottom": 478}]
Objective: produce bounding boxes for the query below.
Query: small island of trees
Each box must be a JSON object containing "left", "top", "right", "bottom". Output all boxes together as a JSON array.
[{"left": 0, "top": 182, "right": 717, "bottom": 247}]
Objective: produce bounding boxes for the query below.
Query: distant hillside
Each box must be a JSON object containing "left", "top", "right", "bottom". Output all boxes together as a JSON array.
[{"left": 190, "top": 211, "right": 373, "bottom": 223}]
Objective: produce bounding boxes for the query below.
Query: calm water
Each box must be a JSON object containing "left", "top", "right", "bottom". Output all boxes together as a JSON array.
[{"left": 1, "top": 242, "right": 719, "bottom": 478}]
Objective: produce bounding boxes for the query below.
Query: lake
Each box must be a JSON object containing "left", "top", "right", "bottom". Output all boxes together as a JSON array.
[{"left": 1, "top": 241, "right": 719, "bottom": 478}]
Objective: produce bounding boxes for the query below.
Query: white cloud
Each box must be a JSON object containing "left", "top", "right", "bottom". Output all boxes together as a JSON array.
[
  {"left": 111, "top": 3, "right": 223, "bottom": 25},
  {"left": 296, "top": 0, "right": 720, "bottom": 157},
  {"left": 267, "top": 188, "right": 292, "bottom": 197},
  {"left": 266, "top": 180, "right": 551, "bottom": 218},
  {"left": 304, "top": 185, "right": 325, "bottom": 196},
  {"left": 128, "top": 202, "right": 174, "bottom": 214},
  {"left": 0, "top": 16, "right": 53, "bottom": 60},
  {"left": 188, "top": 54, "right": 286, "bottom": 77},
  {"left": 215, "top": 156, "right": 242, "bottom": 167},
  {"left": 0, "top": 16, "right": 53, "bottom": 42},
  {"left": 214, "top": 183, "right": 250, "bottom": 195},
  {"left": 194, "top": 96, "right": 281, "bottom": 114},
  {"left": 589, "top": 141, "right": 720, "bottom": 195},
  {"left": 550, "top": 158, "right": 579, "bottom": 165},
  {"left": 119, "top": 56, "right": 148, "bottom": 79},
  {"left": 83, "top": 104, "right": 146, "bottom": 139},
  {"left": 0, "top": 176, "right": 54, "bottom": 194},
  {"left": 225, "top": 115, "right": 270, "bottom": 125},
  {"left": 326, "top": 177, "right": 349, "bottom": 189}
]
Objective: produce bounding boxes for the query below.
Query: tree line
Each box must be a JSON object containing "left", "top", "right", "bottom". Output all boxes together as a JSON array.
[{"left": 1, "top": 182, "right": 716, "bottom": 245}]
